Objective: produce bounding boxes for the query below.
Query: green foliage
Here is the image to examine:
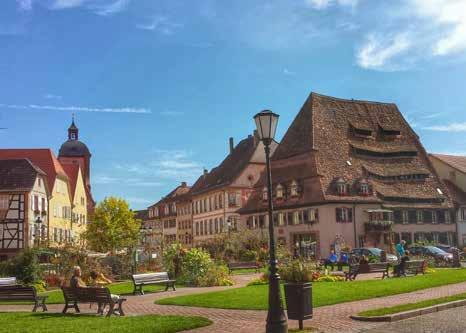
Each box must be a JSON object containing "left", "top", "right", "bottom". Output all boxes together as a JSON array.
[
  {"left": 157, "top": 268, "right": 466, "bottom": 310},
  {"left": 0, "top": 313, "right": 212, "bottom": 333},
  {"left": 279, "top": 260, "right": 314, "bottom": 283},
  {"left": 85, "top": 197, "right": 140, "bottom": 253},
  {"left": 2, "top": 249, "right": 41, "bottom": 284},
  {"left": 315, "top": 275, "right": 344, "bottom": 282},
  {"left": 162, "top": 244, "right": 233, "bottom": 287}
]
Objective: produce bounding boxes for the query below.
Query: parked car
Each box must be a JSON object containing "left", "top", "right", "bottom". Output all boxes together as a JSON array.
[
  {"left": 350, "top": 247, "right": 398, "bottom": 264},
  {"left": 434, "top": 244, "right": 458, "bottom": 253},
  {"left": 408, "top": 245, "right": 453, "bottom": 262}
]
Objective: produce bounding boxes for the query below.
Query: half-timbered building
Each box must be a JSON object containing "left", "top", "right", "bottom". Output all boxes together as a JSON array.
[{"left": 0, "top": 159, "right": 49, "bottom": 260}]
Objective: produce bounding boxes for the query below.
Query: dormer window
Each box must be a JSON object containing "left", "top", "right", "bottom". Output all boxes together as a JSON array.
[
  {"left": 276, "top": 184, "right": 284, "bottom": 199},
  {"left": 290, "top": 180, "right": 299, "bottom": 197},
  {"left": 262, "top": 187, "right": 268, "bottom": 201},
  {"left": 359, "top": 179, "right": 370, "bottom": 196},
  {"left": 335, "top": 178, "right": 347, "bottom": 196}
]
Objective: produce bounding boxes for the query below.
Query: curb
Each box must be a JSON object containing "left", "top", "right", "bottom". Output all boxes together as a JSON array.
[{"left": 350, "top": 299, "right": 466, "bottom": 322}]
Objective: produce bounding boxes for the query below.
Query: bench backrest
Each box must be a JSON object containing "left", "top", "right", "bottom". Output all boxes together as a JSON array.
[
  {"left": 405, "top": 260, "right": 425, "bottom": 270},
  {"left": 62, "top": 287, "right": 111, "bottom": 303},
  {"left": 0, "top": 277, "right": 17, "bottom": 287},
  {"left": 0, "top": 285, "right": 36, "bottom": 300},
  {"left": 228, "top": 262, "right": 257, "bottom": 269},
  {"left": 367, "top": 263, "right": 388, "bottom": 271},
  {"left": 132, "top": 272, "right": 170, "bottom": 284}
]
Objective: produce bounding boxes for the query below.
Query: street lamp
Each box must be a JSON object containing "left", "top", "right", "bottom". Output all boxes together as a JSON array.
[
  {"left": 34, "top": 216, "right": 43, "bottom": 247},
  {"left": 254, "top": 110, "right": 287, "bottom": 333}
]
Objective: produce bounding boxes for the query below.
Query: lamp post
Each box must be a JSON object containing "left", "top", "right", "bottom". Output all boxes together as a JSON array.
[
  {"left": 254, "top": 110, "right": 288, "bottom": 333},
  {"left": 34, "top": 216, "right": 43, "bottom": 247}
]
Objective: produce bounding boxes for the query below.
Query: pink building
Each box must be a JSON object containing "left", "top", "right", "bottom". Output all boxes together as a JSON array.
[{"left": 240, "top": 92, "right": 455, "bottom": 258}]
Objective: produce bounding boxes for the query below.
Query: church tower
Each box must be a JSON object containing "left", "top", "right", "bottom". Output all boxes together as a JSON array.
[{"left": 58, "top": 116, "right": 94, "bottom": 210}]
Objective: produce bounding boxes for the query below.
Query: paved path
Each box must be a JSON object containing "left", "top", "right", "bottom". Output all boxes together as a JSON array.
[
  {"left": 3, "top": 274, "right": 466, "bottom": 332},
  {"left": 360, "top": 306, "right": 466, "bottom": 333}
]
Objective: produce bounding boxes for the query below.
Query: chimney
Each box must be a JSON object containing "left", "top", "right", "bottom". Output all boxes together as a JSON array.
[
  {"left": 203, "top": 168, "right": 208, "bottom": 176},
  {"left": 181, "top": 181, "right": 187, "bottom": 187},
  {"left": 253, "top": 130, "right": 259, "bottom": 146},
  {"left": 229, "top": 137, "right": 234, "bottom": 154}
]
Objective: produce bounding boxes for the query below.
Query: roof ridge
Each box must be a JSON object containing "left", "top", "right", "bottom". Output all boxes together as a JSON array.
[{"left": 311, "top": 91, "right": 396, "bottom": 106}]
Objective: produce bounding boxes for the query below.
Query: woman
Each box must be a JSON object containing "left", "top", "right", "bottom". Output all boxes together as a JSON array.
[{"left": 89, "top": 271, "right": 112, "bottom": 287}]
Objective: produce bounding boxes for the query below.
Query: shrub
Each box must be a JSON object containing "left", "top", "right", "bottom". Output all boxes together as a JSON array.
[
  {"left": 315, "top": 275, "right": 344, "bottom": 282},
  {"left": 279, "top": 260, "right": 314, "bottom": 283},
  {"left": 162, "top": 243, "right": 185, "bottom": 278},
  {"left": 198, "top": 264, "right": 233, "bottom": 287},
  {"left": 180, "top": 248, "right": 212, "bottom": 286},
  {"left": 9, "top": 249, "right": 41, "bottom": 284}
]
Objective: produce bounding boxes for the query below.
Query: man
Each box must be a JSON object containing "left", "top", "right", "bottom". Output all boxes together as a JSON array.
[
  {"left": 324, "top": 250, "right": 338, "bottom": 271},
  {"left": 70, "top": 266, "right": 86, "bottom": 288},
  {"left": 396, "top": 240, "right": 406, "bottom": 258}
]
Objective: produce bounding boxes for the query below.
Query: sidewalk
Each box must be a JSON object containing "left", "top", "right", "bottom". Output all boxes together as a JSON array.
[{"left": 2, "top": 274, "right": 466, "bottom": 333}]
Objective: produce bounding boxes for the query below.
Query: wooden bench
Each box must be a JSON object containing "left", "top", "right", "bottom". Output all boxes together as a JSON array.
[
  {"left": 403, "top": 260, "right": 426, "bottom": 276},
  {"left": 345, "top": 262, "right": 389, "bottom": 281},
  {"left": 227, "top": 262, "right": 260, "bottom": 273},
  {"left": 0, "top": 285, "right": 48, "bottom": 312},
  {"left": 0, "top": 277, "right": 17, "bottom": 287},
  {"left": 131, "top": 272, "right": 176, "bottom": 295},
  {"left": 62, "top": 287, "right": 126, "bottom": 317}
]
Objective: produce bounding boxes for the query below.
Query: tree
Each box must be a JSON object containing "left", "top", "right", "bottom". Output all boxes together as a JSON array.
[{"left": 85, "top": 197, "right": 140, "bottom": 253}]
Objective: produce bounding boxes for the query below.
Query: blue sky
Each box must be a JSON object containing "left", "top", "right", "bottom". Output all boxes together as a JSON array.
[{"left": 1, "top": 0, "right": 466, "bottom": 209}]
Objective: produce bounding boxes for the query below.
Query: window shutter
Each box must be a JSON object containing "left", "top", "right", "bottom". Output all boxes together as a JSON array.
[{"left": 348, "top": 208, "right": 353, "bottom": 222}]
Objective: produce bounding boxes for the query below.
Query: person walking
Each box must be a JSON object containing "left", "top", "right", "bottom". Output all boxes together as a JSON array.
[{"left": 396, "top": 240, "right": 406, "bottom": 258}]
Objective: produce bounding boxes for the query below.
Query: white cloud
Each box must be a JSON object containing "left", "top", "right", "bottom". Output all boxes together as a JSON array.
[
  {"left": 356, "top": 33, "right": 412, "bottom": 71},
  {"left": 44, "top": 94, "right": 62, "bottom": 100},
  {"left": 305, "top": 0, "right": 358, "bottom": 10},
  {"left": 423, "top": 122, "right": 466, "bottom": 132},
  {"left": 136, "top": 16, "right": 182, "bottom": 35},
  {"left": 91, "top": 0, "right": 130, "bottom": 16},
  {"left": 16, "top": 0, "right": 33, "bottom": 10},
  {"left": 50, "top": 0, "right": 87, "bottom": 10},
  {"left": 410, "top": 0, "right": 466, "bottom": 56},
  {"left": 0, "top": 103, "right": 151, "bottom": 114},
  {"left": 283, "top": 68, "right": 295, "bottom": 76},
  {"left": 94, "top": 175, "right": 163, "bottom": 187}
]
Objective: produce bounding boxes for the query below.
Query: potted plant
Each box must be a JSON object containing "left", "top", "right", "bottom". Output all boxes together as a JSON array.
[{"left": 279, "top": 259, "right": 313, "bottom": 330}]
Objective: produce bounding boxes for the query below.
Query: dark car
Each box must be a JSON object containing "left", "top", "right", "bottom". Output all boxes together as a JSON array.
[
  {"left": 350, "top": 247, "right": 398, "bottom": 264},
  {"left": 408, "top": 245, "right": 453, "bottom": 262}
]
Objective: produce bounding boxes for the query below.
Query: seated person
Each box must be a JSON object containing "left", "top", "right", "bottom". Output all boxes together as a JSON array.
[
  {"left": 89, "top": 271, "right": 112, "bottom": 287},
  {"left": 396, "top": 251, "right": 410, "bottom": 277},
  {"left": 337, "top": 253, "right": 349, "bottom": 271},
  {"left": 70, "top": 266, "right": 120, "bottom": 303},
  {"left": 359, "top": 255, "right": 369, "bottom": 265},
  {"left": 324, "top": 250, "right": 338, "bottom": 271}
]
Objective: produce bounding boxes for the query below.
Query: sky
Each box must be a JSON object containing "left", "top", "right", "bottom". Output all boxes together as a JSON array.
[{"left": 1, "top": 0, "right": 466, "bottom": 209}]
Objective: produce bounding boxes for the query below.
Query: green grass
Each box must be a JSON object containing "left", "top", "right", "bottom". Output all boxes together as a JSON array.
[
  {"left": 0, "top": 312, "right": 211, "bottom": 333},
  {"left": 1, "top": 281, "right": 177, "bottom": 305},
  {"left": 156, "top": 268, "right": 466, "bottom": 310},
  {"left": 358, "top": 292, "right": 466, "bottom": 317}
]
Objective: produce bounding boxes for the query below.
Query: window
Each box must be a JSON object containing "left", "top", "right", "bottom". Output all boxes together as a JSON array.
[
  {"left": 335, "top": 179, "right": 347, "bottom": 196},
  {"left": 336, "top": 208, "right": 352, "bottom": 223},
  {"left": 215, "top": 218, "right": 219, "bottom": 233},
  {"left": 304, "top": 208, "right": 318, "bottom": 223},
  {"left": 293, "top": 211, "right": 300, "bottom": 225},
  {"left": 394, "top": 210, "right": 403, "bottom": 224},
  {"left": 228, "top": 192, "right": 238, "bottom": 207},
  {"left": 0, "top": 195, "right": 8, "bottom": 210},
  {"left": 408, "top": 210, "right": 417, "bottom": 224},
  {"left": 423, "top": 210, "right": 433, "bottom": 223},
  {"left": 262, "top": 187, "right": 268, "bottom": 201},
  {"left": 360, "top": 181, "right": 369, "bottom": 195},
  {"left": 219, "top": 218, "right": 224, "bottom": 232},
  {"left": 209, "top": 219, "right": 213, "bottom": 234},
  {"left": 461, "top": 208, "right": 466, "bottom": 222},
  {"left": 41, "top": 198, "right": 46, "bottom": 212},
  {"left": 219, "top": 194, "right": 223, "bottom": 208},
  {"left": 290, "top": 181, "right": 298, "bottom": 197},
  {"left": 278, "top": 213, "right": 285, "bottom": 226},
  {"left": 276, "top": 184, "right": 284, "bottom": 199},
  {"left": 164, "top": 205, "right": 169, "bottom": 215},
  {"left": 33, "top": 195, "right": 39, "bottom": 211},
  {"left": 38, "top": 178, "right": 42, "bottom": 187},
  {"left": 195, "top": 222, "right": 199, "bottom": 236}
]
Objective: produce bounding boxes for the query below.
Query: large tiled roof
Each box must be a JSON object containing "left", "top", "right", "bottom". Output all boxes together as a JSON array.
[
  {"left": 0, "top": 149, "right": 68, "bottom": 192},
  {"left": 0, "top": 159, "right": 46, "bottom": 192},
  {"left": 241, "top": 92, "right": 452, "bottom": 213},
  {"left": 430, "top": 154, "right": 466, "bottom": 174},
  {"left": 151, "top": 183, "right": 191, "bottom": 207},
  {"left": 190, "top": 135, "right": 258, "bottom": 195}
]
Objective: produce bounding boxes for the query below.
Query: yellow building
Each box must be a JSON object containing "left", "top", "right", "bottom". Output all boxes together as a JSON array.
[{"left": 62, "top": 164, "right": 88, "bottom": 245}]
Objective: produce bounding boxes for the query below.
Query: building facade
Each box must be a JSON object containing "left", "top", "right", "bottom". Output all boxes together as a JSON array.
[
  {"left": 190, "top": 133, "right": 278, "bottom": 245},
  {"left": 240, "top": 92, "right": 455, "bottom": 258},
  {"left": 430, "top": 154, "right": 466, "bottom": 246},
  {"left": 0, "top": 159, "right": 49, "bottom": 260}
]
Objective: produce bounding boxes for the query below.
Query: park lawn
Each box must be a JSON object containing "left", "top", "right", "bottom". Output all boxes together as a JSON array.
[
  {"left": 0, "top": 312, "right": 211, "bottom": 333},
  {"left": 156, "top": 268, "right": 466, "bottom": 310},
  {"left": 1, "top": 281, "right": 178, "bottom": 305},
  {"left": 358, "top": 292, "right": 466, "bottom": 317},
  {"left": 229, "top": 267, "right": 267, "bottom": 275}
]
